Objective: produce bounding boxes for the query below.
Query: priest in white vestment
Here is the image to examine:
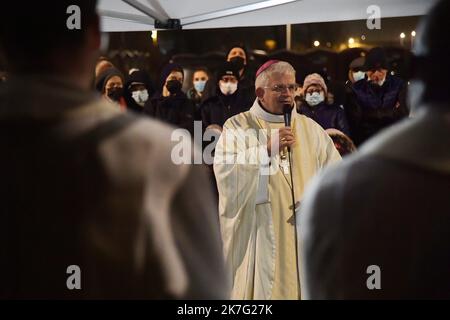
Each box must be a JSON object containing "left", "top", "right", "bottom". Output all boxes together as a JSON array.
[{"left": 214, "top": 60, "right": 341, "bottom": 300}]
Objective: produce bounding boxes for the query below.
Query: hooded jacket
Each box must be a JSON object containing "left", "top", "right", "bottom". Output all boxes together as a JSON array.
[
  {"left": 145, "top": 91, "right": 196, "bottom": 136},
  {"left": 200, "top": 86, "right": 253, "bottom": 130}
]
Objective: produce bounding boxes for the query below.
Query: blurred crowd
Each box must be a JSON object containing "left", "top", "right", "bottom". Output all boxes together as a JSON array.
[
  {"left": 89, "top": 44, "right": 409, "bottom": 157},
  {"left": 1, "top": 44, "right": 408, "bottom": 156}
]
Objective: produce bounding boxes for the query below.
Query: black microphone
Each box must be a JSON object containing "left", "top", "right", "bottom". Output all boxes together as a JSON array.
[
  {"left": 282, "top": 105, "right": 298, "bottom": 283},
  {"left": 283, "top": 103, "right": 293, "bottom": 152},
  {"left": 282, "top": 103, "right": 298, "bottom": 263},
  {"left": 283, "top": 103, "right": 293, "bottom": 128}
]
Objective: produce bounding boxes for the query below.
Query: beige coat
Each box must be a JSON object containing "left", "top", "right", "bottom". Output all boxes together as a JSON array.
[{"left": 214, "top": 99, "right": 341, "bottom": 299}]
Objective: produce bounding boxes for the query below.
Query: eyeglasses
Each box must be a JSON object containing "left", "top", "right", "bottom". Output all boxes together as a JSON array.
[
  {"left": 306, "top": 88, "right": 323, "bottom": 94},
  {"left": 264, "top": 84, "right": 298, "bottom": 93}
]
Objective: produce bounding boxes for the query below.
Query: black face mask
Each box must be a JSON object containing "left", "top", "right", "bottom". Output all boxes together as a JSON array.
[
  {"left": 230, "top": 56, "right": 245, "bottom": 70},
  {"left": 166, "top": 80, "right": 182, "bottom": 95},
  {"left": 107, "top": 87, "right": 123, "bottom": 102}
]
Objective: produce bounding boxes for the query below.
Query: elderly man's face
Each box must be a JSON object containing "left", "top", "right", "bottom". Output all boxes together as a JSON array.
[
  {"left": 258, "top": 72, "right": 297, "bottom": 114},
  {"left": 367, "top": 68, "right": 387, "bottom": 85}
]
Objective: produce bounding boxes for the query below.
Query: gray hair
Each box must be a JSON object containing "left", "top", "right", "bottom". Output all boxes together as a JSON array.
[{"left": 255, "top": 61, "right": 296, "bottom": 89}]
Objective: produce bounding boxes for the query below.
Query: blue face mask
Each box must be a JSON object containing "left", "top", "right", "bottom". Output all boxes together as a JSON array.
[{"left": 194, "top": 80, "right": 207, "bottom": 93}]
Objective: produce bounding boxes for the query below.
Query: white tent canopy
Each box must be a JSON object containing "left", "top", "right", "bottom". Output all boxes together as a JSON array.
[{"left": 99, "top": 0, "right": 437, "bottom": 32}]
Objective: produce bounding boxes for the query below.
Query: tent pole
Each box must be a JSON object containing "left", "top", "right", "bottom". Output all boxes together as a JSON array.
[{"left": 286, "top": 24, "right": 292, "bottom": 50}]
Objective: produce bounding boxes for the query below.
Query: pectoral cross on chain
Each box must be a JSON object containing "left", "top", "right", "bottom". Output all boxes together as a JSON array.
[
  {"left": 287, "top": 201, "right": 301, "bottom": 225},
  {"left": 280, "top": 158, "right": 290, "bottom": 175}
]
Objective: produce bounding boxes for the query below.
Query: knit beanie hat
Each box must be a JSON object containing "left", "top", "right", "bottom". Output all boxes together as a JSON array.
[
  {"left": 303, "top": 73, "right": 328, "bottom": 95},
  {"left": 159, "top": 63, "right": 184, "bottom": 89},
  {"left": 95, "top": 67, "right": 124, "bottom": 93}
]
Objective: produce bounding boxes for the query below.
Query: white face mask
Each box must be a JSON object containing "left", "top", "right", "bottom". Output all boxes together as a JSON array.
[
  {"left": 305, "top": 92, "right": 325, "bottom": 106},
  {"left": 219, "top": 82, "right": 238, "bottom": 95},
  {"left": 352, "top": 71, "right": 365, "bottom": 82},
  {"left": 131, "top": 89, "right": 149, "bottom": 107}
]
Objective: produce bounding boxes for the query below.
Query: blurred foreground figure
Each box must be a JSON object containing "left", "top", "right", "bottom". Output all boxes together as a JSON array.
[
  {"left": 300, "top": 0, "right": 450, "bottom": 299},
  {"left": 0, "top": 0, "right": 227, "bottom": 299}
]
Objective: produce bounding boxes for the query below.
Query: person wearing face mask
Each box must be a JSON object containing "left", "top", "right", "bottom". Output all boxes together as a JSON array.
[
  {"left": 95, "top": 67, "right": 127, "bottom": 111},
  {"left": 226, "top": 45, "right": 256, "bottom": 102},
  {"left": 344, "top": 57, "right": 366, "bottom": 141},
  {"left": 299, "top": 73, "right": 350, "bottom": 137},
  {"left": 347, "top": 57, "right": 366, "bottom": 85},
  {"left": 200, "top": 63, "right": 253, "bottom": 202},
  {"left": 200, "top": 62, "right": 253, "bottom": 130},
  {"left": 187, "top": 67, "right": 210, "bottom": 119},
  {"left": 144, "top": 63, "right": 196, "bottom": 135},
  {"left": 124, "top": 69, "right": 155, "bottom": 114},
  {"left": 345, "top": 47, "right": 409, "bottom": 146}
]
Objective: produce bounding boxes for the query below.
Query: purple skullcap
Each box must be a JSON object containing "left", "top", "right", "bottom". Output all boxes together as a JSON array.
[{"left": 255, "top": 60, "right": 280, "bottom": 78}]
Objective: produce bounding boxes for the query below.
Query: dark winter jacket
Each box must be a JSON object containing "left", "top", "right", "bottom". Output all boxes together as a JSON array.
[
  {"left": 200, "top": 89, "right": 253, "bottom": 129},
  {"left": 144, "top": 92, "right": 196, "bottom": 135},
  {"left": 298, "top": 101, "right": 350, "bottom": 137},
  {"left": 345, "top": 75, "right": 409, "bottom": 145}
]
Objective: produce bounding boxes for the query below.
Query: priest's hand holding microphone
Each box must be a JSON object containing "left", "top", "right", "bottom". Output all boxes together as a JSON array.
[{"left": 266, "top": 104, "right": 296, "bottom": 157}]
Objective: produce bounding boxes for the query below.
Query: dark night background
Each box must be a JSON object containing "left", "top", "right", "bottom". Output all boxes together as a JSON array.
[{"left": 105, "top": 16, "right": 420, "bottom": 88}]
